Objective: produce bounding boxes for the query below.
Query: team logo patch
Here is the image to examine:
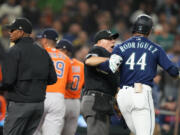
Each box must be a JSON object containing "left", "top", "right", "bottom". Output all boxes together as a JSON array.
[{"left": 19, "top": 26, "right": 23, "bottom": 29}]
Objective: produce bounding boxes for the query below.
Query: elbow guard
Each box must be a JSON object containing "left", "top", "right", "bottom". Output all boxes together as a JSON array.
[{"left": 109, "top": 54, "right": 122, "bottom": 73}]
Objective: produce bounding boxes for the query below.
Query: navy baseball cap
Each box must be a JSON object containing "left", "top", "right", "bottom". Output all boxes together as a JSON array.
[
  {"left": 94, "top": 30, "right": 119, "bottom": 43},
  {"left": 5, "top": 18, "right": 32, "bottom": 34},
  {"left": 56, "top": 39, "right": 73, "bottom": 53},
  {"left": 37, "top": 28, "right": 58, "bottom": 41}
]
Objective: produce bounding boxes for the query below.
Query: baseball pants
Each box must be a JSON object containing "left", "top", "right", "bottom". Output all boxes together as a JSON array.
[
  {"left": 33, "top": 92, "right": 65, "bottom": 135},
  {"left": 4, "top": 101, "right": 44, "bottom": 135},
  {"left": 117, "top": 84, "right": 155, "bottom": 135},
  {"left": 62, "top": 99, "right": 80, "bottom": 135},
  {"left": 81, "top": 95, "right": 110, "bottom": 135}
]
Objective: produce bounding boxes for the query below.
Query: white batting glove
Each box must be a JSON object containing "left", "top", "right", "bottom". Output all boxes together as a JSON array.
[{"left": 109, "top": 54, "right": 122, "bottom": 73}]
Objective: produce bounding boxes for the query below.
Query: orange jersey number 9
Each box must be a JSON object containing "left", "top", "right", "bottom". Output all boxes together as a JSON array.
[{"left": 55, "top": 61, "right": 65, "bottom": 78}]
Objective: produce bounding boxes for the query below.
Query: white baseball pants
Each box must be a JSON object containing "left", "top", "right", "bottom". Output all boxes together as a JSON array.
[
  {"left": 117, "top": 84, "right": 155, "bottom": 135},
  {"left": 33, "top": 92, "right": 65, "bottom": 135}
]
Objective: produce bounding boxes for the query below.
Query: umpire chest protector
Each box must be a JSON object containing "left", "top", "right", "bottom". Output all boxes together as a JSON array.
[{"left": 84, "top": 46, "right": 118, "bottom": 96}]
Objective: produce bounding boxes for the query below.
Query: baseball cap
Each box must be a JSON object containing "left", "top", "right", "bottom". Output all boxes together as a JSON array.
[
  {"left": 5, "top": 18, "right": 32, "bottom": 34},
  {"left": 94, "top": 30, "right": 119, "bottom": 43},
  {"left": 56, "top": 39, "right": 73, "bottom": 53},
  {"left": 37, "top": 28, "right": 58, "bottom": 41}
]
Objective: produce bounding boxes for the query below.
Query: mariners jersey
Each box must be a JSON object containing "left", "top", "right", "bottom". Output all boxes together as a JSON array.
[
  {"left": 65, "top": 58, "right": 84, "bottom": 99},
  {"left": 45, "top": 47, "right": 72, "bottom": 94},
  {"left": 112, "top": 36, "right": 176, "bottom": 88}
]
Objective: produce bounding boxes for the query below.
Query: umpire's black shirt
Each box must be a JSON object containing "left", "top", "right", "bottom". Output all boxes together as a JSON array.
[
  {"left": 84, "top": 46, "right": 118, "bottom": 96},
  {"left": 2, "top": 37, "right": 57, "bottom": 102}
]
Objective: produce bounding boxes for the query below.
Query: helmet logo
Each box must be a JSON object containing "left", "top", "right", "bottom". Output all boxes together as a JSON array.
[
  {"left": 19, "top": 26, "right": 23, "bottom": 29},
  {"left": 138, "top": 26, "right": 143, "bottom": 31}
]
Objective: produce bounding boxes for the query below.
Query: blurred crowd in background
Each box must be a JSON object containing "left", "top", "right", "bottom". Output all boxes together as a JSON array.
[{"left": 0, "top": 0, "right": 180, "bottom": 135}]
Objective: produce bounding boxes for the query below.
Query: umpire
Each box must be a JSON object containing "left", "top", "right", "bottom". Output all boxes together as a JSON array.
[
  {"left": 81, "top": 30, "right": 119, "bottom": 135},
  {"left": 1, "top": 18, "right": 57, "bottom": 135}
]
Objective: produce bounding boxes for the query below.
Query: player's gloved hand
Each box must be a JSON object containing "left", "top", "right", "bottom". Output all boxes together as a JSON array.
[{"left": 109, "top": 54, "right": 122, "bottom": 73}]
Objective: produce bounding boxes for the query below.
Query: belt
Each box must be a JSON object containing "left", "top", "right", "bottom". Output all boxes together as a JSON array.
[
  {"left": 122, "top": 85, "right": 133, "bottom": 89},
  {"left": 122, "top": 84, "right": 151, "bottom": 90},
  {"left": 85, "top": 90, "right": 113, "bottom": 99}
]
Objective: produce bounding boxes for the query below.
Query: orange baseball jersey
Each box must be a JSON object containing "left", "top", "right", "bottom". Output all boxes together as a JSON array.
[
  {"left": 45, "top": 47, "right": 72, "bottom": 94},
  {"left": 0, "top": 95, "right": 6, "bottom": 121},
  {"left": 65, "top": 58, "right": 84, "bottom": 99}
]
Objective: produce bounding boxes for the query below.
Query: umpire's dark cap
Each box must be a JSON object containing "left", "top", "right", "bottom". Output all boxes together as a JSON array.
[
  {"left": 56, "top": 39, "right": 73, "bottom": 53},
  {"left": 94, "top": 30, "right": 119, "bottom": 43},
  {"left": 5, "top": 18, "right": 32, "bottom": 34},
  {"left": 37, "top": 28, "right": 58, "bottom": 41}
]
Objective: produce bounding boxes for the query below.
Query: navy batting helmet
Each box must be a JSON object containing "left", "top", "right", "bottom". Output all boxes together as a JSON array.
[{"left": 132, "top": 14, "right": 153, "bottom": 35}]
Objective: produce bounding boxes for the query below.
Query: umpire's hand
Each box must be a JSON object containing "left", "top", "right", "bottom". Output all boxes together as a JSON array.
[{"left": 114, "top": 93, "right": 121, "bottom": 118}]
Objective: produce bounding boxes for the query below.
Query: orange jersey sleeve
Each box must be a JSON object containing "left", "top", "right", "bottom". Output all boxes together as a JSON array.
[
  {"left": 65, "top": 59, "right": 84, "bottom": 99},
  {"left": 45, "top": 47, "right": 71, "bottom": 95}
]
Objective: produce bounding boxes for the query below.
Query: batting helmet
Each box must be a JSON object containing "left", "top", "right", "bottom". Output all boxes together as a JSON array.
[{"left": 132, "top": 14, "right": 153, "bottom": 35}]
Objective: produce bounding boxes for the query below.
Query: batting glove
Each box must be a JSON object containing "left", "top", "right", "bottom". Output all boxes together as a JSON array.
[{"left": 109, "top": 54, "right": 122, "bottom": 73}]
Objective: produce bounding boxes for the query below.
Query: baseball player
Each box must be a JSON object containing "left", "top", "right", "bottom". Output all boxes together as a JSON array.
[
  {"left": 81, "top": 30, "right": 120, "bottom": 135},
  {"left": 0, "top": 94, "right": 6, "bottom": 120},
  {"left": 95, "top": 14, "right": 180, "bottom": 135},
  {"left": 56, "top": 39, "right": 84, "bottom": 135},
  {"left": 34, "top": 29, "right": 72, "bottom": 135}
]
